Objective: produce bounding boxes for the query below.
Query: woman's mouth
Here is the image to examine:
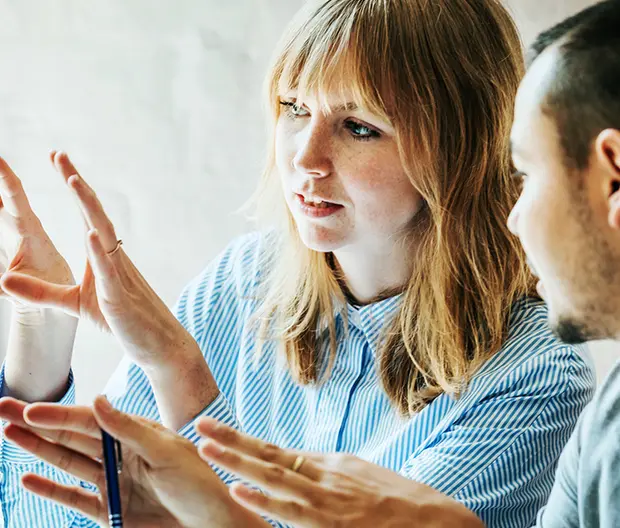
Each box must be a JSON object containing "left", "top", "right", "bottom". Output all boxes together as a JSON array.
[{"left": 295, "top": 194, "right": 343, "bottom": 218}]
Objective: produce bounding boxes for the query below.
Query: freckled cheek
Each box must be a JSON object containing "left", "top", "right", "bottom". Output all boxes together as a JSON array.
[{"left": 346, "top": 179, "right": 422, "bottom": 228}]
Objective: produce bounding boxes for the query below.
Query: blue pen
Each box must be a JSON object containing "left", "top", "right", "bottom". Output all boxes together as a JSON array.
[{"left": 101, "top": 429, "right": 124, "bottom": 527}]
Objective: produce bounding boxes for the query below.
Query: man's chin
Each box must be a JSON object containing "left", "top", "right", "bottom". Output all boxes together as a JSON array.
[
  {"left": 536, "top": 280, "right": 547, "bottom": 301},
  {"left": 550, "top": 316, "right": 595, "bottom": 345}
]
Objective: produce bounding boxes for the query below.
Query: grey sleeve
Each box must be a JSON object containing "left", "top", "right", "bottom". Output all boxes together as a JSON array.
[
  {"left": 534, "top": 410, "right": 583, "bottom": 528},
  {"left": 537, "top": 362, "right": 620, "bottom": 528}
]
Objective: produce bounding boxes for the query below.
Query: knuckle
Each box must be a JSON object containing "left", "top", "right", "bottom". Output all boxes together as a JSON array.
[
  {"left": 286, "top": 500, "right": 306, "bottom": 519},
  {"left": 217, "top": 426, "right": 238, "bottom": 443},
  {"left": 264, "top": 463, "right": 286, "bottom": 485},
  {"left": 56, "top": 453, "right": 73, "bottom": 472},
  {"left": 308, "top": 493, "right": 325, "bottom": 510},
  {"left": 259, "top": 442, "right": 281, "bottom": 463}
]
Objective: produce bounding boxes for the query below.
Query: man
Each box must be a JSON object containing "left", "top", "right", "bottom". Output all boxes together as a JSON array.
[
  {"left": 1, "top": 1, "right": 619, "bottom": 526},
  {"left": 507, "top": 1, "right": 620, "bottom": 525}
]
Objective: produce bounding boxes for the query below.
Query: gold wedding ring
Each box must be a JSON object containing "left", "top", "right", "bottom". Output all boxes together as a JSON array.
[
  {"left": 290, "top": 455, "right": 306, "bottom": 473},
  {"left": 107, "top": 239, "right": 123, "bottom": 256}
]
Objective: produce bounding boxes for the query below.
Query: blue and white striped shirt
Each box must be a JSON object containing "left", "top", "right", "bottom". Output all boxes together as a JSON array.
[{"left": 0, "top": 232, "right": 595, "bottom": 528}]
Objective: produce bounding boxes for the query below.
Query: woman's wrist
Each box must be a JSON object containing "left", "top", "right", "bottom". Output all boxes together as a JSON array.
[
  {"left": 4, "top": 306, "right": 77, "bottom": 402},
  {"left": 143, "top": 340, "right": 220, "bottom": 430}
]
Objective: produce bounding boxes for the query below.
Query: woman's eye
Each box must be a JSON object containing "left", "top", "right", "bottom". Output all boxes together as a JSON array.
[
  {"left": 279, "top": 101, "right": 309, "bottom": 117},
  {"left": 344, "top": 120, "right": 381, "bottom": 141}
]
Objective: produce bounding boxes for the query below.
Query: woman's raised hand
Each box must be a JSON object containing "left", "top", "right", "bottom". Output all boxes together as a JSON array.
[
  {"left": 0, "top": 154, "right": 75, "bottom": 308},
  {"left": 1, "top": 152, "right": 196, "bottom": 369},
  {"left": 1, "top": 152, "right": 218, "bottom": 427}
]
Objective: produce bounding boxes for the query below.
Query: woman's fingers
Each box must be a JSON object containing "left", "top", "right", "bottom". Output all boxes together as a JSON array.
[
  {"left": 52, "top": 151, "right": 81, "bottom": 185},
  {"left": 229, "top": 483, "right": 325, "bottom": 528},
  {"left": 0, "top": 156, "right": 38, "bottom": 232},
  {"left": 21, "top": 473, "right": 104, "bottom": 523},
  {"left": 0, "top": 399, "right": 101, "bottom": 459},
  {"left": 0, "top": 397, "right": 30, "bottom": 427},
  {"left": 199, "top": 439, "right": 320, "bottom": 501},
  {"left": 196, "top": 418, "right": 322, "bottom": 481},
  {"left": 0, "top": 272, "right": 79, "bottom": 316},
  {"left": 51, "top": 151, "right": 118, "bottom": 251},
  {"left": 85, "top": 230, "right": 123, "bottom": 304},
  {"left": 67, "top": 173, "right": 118, "bottom": 252},
  {"left": 4, "top": 425, "right": 104, "bottom": 487},
  {"left": 24, "top": 403, "right": 101, "bottom": 438}
]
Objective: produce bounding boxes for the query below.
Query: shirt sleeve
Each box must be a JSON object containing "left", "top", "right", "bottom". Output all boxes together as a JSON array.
[
  {"left": 532, "top": 410, "right": 583, "bottom": 528},
  {"left": 0, "top": 365, "right": 100, "bottom": 527},
  {"left": 536, "top": 361, "right": 620, "bottom": 528},
  {"left": 0, "top": 233, "right": 269, "bottom": 528},
  {"left": 399, "top": 346, "right": 594, "bottom": 528}
]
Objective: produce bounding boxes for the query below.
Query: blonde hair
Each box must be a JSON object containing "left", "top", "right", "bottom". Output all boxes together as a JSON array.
[{"left": 253, "top": 0, "right": 534, "bottom": 415}]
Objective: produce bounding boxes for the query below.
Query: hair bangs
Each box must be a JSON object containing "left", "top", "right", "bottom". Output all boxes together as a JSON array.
[{"left": 270, "top": 1, "right": 393, "bottom": 121}]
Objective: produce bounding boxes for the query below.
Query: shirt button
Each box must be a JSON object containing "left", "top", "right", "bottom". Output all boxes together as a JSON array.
[{"left": 351, "top": 311, "right": 362, "bottom": 327}]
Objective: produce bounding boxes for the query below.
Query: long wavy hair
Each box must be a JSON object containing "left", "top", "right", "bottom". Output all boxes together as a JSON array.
[{"left": 252, "top": 0, "right": 534, "bottom": 416}]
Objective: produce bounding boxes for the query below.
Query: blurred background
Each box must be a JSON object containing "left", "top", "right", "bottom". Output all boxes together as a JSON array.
[{"left": 0, "top": 0, "right": 615, "bottom": 404}]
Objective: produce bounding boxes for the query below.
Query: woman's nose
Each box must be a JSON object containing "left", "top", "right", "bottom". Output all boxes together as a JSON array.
[{"left": 292, "top": 121, "right": 332, "bottom": 178}]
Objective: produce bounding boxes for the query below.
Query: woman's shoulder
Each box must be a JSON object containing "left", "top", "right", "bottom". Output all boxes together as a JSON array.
[
  {"left": 472, "top": 297, "right": 595, "bottom": 392},
  {"left": 182, "top": 230, "right": 278, "bottom": 297}
]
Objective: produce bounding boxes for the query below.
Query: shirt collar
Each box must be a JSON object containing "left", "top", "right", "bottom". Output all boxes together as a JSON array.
[{"left": 337, "top": 294, "right": 403, "bottom": 354}]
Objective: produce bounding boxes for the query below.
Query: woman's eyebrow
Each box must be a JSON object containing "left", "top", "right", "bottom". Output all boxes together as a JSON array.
[{"left": 330, "top": 102, "right": 359, "bottom": 112}]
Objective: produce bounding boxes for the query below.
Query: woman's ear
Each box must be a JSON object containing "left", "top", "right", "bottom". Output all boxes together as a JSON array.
[{"left": 595, "top": 129, "right": 620, "bottom": 229}]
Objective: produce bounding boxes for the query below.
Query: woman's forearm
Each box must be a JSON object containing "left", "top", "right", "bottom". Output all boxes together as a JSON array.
[
  {"left": 2, "top": 305, "right": 77, "bottom": 402},
  {"left": 143, "top": 337, "right": 220, "bottom": 431}
]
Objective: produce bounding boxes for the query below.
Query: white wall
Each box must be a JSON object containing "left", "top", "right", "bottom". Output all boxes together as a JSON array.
[{"left": 0, "top": 0, "right": 616, "bottom": 404}]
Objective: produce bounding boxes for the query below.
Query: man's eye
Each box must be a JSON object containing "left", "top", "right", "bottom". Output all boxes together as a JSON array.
[
  {"left": 512, "top": 171, "right": 528, "bottom": 190},
  {"left": 279, "top": 101, "right": 309, "bottom": 117}
]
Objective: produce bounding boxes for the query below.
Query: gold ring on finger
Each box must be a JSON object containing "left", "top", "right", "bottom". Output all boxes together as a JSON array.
[
  {"left": 290, "top": 455, "right": 305, "bottom": 473},
  {"left": 107, "top": 240, "right": 123, "bottom": 256}
]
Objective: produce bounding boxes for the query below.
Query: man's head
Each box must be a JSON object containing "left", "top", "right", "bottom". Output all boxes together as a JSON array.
[{"left": 508, "top": 0, "right": 620, "bottom": 344}]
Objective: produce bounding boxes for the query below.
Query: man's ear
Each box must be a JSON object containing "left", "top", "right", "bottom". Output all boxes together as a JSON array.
[{"left": 595, "top": 129, "right": 620, "bottom": 229}]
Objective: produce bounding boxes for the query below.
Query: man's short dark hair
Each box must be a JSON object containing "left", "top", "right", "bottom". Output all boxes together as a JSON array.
[{"left": 528, "top": 0, "right": 620, "bottom": 170}]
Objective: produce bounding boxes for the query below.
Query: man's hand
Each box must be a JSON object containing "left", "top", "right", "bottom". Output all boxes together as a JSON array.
[{"left": 197, "top": 418, "right": 485, "bottom": 528}]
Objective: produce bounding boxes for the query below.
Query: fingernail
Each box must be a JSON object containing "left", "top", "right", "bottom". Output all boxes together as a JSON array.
[
  {"left": 199, "top": 418, "right": 219, "bottom": 434},
  {"left": 203, "top": 439, "right": 225, "bottom": 456},
  {"left": 95, "top": 395, "right": 113, "bottom": 413}
]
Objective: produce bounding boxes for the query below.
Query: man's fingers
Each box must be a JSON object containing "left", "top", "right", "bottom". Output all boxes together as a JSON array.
[
  {"left": 199, "top": 440, "right": 320, "bottom": 501},
  {"left": 0, "top": 272, "right": 80, "bottom": 316},
  {"left": 0, "top": 156, "right": 37, "bottom": 230},
  {"left": 196, "top": 418, "right": 322, "bottom": 481},
  {"left": 92, "top": 395, "right": 178, "bottom": 467},
  {"left": 229, "top": 483, "right": 325, "bottom": 528},
  {"left": 21, "top": 473, "right": 104, "bottom": 523},
  {"left": 4, "top": 425, "right": 104, "bottom": 487}
]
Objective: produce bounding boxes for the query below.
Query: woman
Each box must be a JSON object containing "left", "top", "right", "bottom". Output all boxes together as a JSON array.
[{"left": 0, "top": 0, "right": 594, "bottom": 526}]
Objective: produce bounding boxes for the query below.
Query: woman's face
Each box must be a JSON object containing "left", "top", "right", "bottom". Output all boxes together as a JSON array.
[{"left": 275, "top": 91, "right": 424, "bottom": 255}]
